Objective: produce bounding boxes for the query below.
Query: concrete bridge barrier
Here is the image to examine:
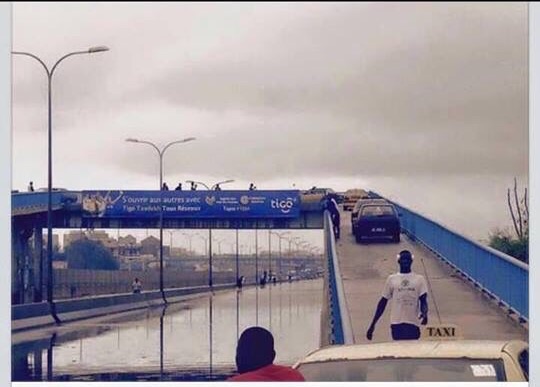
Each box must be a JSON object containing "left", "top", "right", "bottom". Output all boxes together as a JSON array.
[
  {"left": 12, "top": 283, "right": 238, "bottom": 332},
  {"left": 320, "top": 211, "right": 353, "bottom": 346},
  {"left": 12, "top": 302, "right": 56, "bottom": 331}
]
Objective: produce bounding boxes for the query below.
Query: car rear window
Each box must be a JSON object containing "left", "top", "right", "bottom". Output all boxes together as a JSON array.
[
  {"left": 361, "top": 205, "right": 395, "bottom": 216},
  {"left": 297, "top": 358, "right": 506, "bottom": 381}
]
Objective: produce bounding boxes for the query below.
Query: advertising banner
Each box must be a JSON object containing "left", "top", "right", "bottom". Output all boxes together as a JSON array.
[{"left": 81, "top": 190, "right": 300, "bottom": 218}]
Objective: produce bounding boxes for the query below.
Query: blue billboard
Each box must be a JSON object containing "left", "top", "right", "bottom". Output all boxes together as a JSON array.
[{"left": 81, "top": 190, "right": 300, "bottom": 218}]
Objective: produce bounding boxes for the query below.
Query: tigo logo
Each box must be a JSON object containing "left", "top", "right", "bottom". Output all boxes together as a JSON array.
[{"left": 271, "top": 197, "right": 295, "bottom": 214}]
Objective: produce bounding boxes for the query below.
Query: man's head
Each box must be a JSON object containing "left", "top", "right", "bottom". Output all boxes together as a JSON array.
[
  {"left": 397, "top": 250, "right": 414, "bottom": 272},
  {"left": 235, "top": 326, "right": 276, "bottom": 373}
]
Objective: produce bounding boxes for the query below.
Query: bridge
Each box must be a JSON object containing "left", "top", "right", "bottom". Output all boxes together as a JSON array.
[{"left": 11, "top": 188, "right": 528, "bottom": 381}]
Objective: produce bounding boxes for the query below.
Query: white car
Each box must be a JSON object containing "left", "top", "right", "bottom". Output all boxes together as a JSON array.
[{"left": 293, "top": 340, "right": 528, "bottom": 382}]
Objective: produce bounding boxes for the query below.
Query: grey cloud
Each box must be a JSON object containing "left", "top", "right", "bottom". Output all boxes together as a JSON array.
[{"left": 12, "top": 3, "right": 529, "bottom": 239}]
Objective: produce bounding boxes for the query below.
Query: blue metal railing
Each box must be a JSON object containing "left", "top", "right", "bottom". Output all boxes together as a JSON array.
[
  {"left": 324, "top": 211, "right": 354, "bottom": 344},
  {"left": 370, "top": 191, "right": 529, "bottom": 321},
  {"left": 11, "top": 191, "right": 71, "bottom": 215}
]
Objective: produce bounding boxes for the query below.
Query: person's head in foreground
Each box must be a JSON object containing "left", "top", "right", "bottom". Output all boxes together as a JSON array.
[{"left": 229, "top": 326, "right": 305, "bottom": 381}]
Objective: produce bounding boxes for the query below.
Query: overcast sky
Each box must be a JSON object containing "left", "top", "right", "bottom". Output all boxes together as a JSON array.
[{"left": 12, "top": 3, "right": 528, "bottom": 241}]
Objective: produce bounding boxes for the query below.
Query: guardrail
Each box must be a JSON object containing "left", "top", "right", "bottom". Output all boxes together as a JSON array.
[
  {"left": 12, "top": 283, "right": 236, "bottom": 332},
  {"left": 370, "top": 191, "right": 529, "bottom": 321},
  {"left": 323, "top": 211, "right": 354, "bottom": 345},
  {"left": 11, "top": 191, "right": 75, "bottom": 216}
]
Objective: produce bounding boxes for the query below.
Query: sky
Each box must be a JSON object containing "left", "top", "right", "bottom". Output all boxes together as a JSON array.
[{"left": 11, "top": 2, "right": 528, "bottom": 241}]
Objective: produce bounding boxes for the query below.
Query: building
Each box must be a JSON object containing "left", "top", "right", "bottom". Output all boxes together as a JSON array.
[
  {"left": 52, "top": 260, "right": 68, "bottom": 269},
  {"left": 119, "top": 254, "right": 155, "bottom": 271},
  {"left": 141, "top": 235, "right": 170, "bottom": 258},
  {"left": 118, "top": 235, "right": 141, "bottom": 256},
  {"left": 63, "top": 230, "right": 120, "bottom": 257}
]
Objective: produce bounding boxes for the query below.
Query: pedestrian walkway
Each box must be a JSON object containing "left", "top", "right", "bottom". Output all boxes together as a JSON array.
[{"left": 335, "top": 210, "right": 527, "bottom": 343}]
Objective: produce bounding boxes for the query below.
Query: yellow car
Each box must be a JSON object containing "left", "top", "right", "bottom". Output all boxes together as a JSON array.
[
  {"left": 343, "top": 189, "right": 369, "bottom": 211},
  {"left": 293, "top": 340, "right": 528, "bottom": 382}
]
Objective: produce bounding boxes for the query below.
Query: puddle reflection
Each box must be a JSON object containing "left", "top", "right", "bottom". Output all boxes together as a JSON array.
[{"left": 12, "top": 279, "right": 323, "bottom": 381}]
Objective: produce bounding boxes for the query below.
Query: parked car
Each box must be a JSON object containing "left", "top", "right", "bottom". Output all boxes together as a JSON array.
[
  {"left": 343, "top": 188, "right": 369, "bottom": 211},
  {"left": 293, "top": 340, "right": 528, "bottom": 382},
  {"left": 351, "top": 198, "right": 388, "bottom": 232},
  {"left": 36, "top": 187, "right": 68, "bottom": 192},
  {"left": 353, "top": 203, "right": 401, "bottom": 243},
  {"left": 305, "top": 187, "right": 340, "bottom": 202}
]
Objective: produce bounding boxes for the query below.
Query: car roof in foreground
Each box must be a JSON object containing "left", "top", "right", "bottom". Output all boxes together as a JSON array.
[{"left": 295, "top": 340, "right": 526, "bottom": 364}]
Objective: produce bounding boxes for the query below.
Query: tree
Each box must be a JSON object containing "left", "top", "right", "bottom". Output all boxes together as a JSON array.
[
  {"left": 488, "top": 228, "right": 528, "bottom": 264},
  {"left": 65, "top": 239, "right": 119, "bottom": 270},
  {"left": 488, "top": 178, "right": 528, "bottom": 264},
  {"left": 507, "top": 177, "right": 528, "bottom": 241}
]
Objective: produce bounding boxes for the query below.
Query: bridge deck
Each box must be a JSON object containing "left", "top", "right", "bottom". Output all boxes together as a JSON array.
[{"left": 336, "top": 210, "right": 527, "bottom": 344}]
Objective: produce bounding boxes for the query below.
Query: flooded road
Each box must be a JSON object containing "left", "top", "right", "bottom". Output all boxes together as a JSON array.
[{"left": 13, "top": 279, "right": 323, "bottom": 381}]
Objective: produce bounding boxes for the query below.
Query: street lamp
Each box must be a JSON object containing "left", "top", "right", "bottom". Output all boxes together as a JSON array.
[
  {"left": 181, "top": 232, "right": 194, "bottom": 257},
  {"left": 185, "top": 180, "right": 210, "bottom": 190},
  {"left": 126, "top": 137, "right": 196, "bottom": 301},
  {"left": 195, "top": 234, "right": 209, "bottom": 256},
  {"left": 271, "top": 231, "right": 290, "bottom": 281},
  {"left": 211, "top": 179, "right": 235, "bottom": 190},
  {"left": 12, "top": 46, "right": 109, "bottom": 307},
  {"left": 195, "top": 233, "right": 212, "bottom": 287},
  {"left": 125, "top": 137, "right": 196, "bottom": 188},
  {"left": 185, "top": 179, "right": 235, "bottom": 191}
]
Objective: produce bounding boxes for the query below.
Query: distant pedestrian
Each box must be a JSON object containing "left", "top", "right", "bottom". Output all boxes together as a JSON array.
[
  {"left": 228, "top": 327, "right": 305, "bottom": 381},
  {"left": 215, "top": 184, "right": 222, "bottom": 191},
  {"left": 190, "top": 181, "right": 197, "bottom": 191},
  {"left": 27, "top": 181, "right": 34, "bottom": 192},
  {"left": 249, "top": 183, "right": 257, "bottom": 191},
  {"left": 162, "top": 182, "right": 169, "bottom": 191},
  {"left": 175, "top": 182, "right": 182, "bottom": 191},
  {"left": 132, "top": 277, "right": 142, "bottom": 294},
  {"left": 325, "top": 198, "right": 340, "bottom": 240},
  {"left": 260, "top": 271, "right": 268, "bottom": 286},
  {"left": 366, "top": 250, "right": 428, "bottom": 341},
  {"left": 237, "top": 275, "right": 245, "bottom": 289}
]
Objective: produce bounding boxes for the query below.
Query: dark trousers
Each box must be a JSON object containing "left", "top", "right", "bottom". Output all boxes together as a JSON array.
[
  {"left": 391, "top": 323, "right": 420, "bottom": 340},
  {"left": 331, "top": 216, "right": 340, "bottom": 239}
]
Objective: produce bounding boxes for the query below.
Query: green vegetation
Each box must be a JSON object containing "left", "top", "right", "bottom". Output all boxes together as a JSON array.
[
  {"left": 488, "top": 178, "right": 528, "bottom": 264},
  {"left": 65, "top": 239, "right": 119, "bottom": 270},
  {"left": 488, "top": 228, "right": 528, "bottom": 264}
]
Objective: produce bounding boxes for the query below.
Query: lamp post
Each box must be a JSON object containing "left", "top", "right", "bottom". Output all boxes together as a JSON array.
[
  {"left": 271, "top": 231, "right": 290, "bottom": 281},
  {"left": 209, "top": 228, "right": 213, "bottom": 287},
  {"left": 255, "top": 229, "right": 259, "bottom": 285},
  {"left": 196, "top": 234, "right": 208, "bottom": 257},
  {"left": 211, "top": 179, "right": 235, "bottom": 190},
  {"left": 268, "top": 230, "right": 272, "bottom": 280},
  {"left": 167, "top": 230, "right": 174, "bottom": 252},
  {"left": 185, "top": 180, "right": 210, "bottom": 190},
  {"left": 181, "top": 232, "right": 194, "bottom": 257},
  {"left": 126, "top": 137, "right": 196, "bottom": 301},
  {"left": 185, "top": 179, "right": 234, "bottom": 190},
  {"left": 12, "top": 46, "right": 109, "bottom": 308},
  {"left": 235, "top": 229, "right": 239, "bottom": 284}
]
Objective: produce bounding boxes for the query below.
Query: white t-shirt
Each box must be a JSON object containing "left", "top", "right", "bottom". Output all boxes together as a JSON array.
[{"left": 382, "top": 272, "right": 428, "bottom": 325}]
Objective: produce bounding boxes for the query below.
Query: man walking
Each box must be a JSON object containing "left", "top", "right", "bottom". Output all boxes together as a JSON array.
[
  {"left": 366, "top": 250, "right": 428, "bottom": 341},
  {"left": 324, "top": 197, "right": 340, "bottom": 240}
]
